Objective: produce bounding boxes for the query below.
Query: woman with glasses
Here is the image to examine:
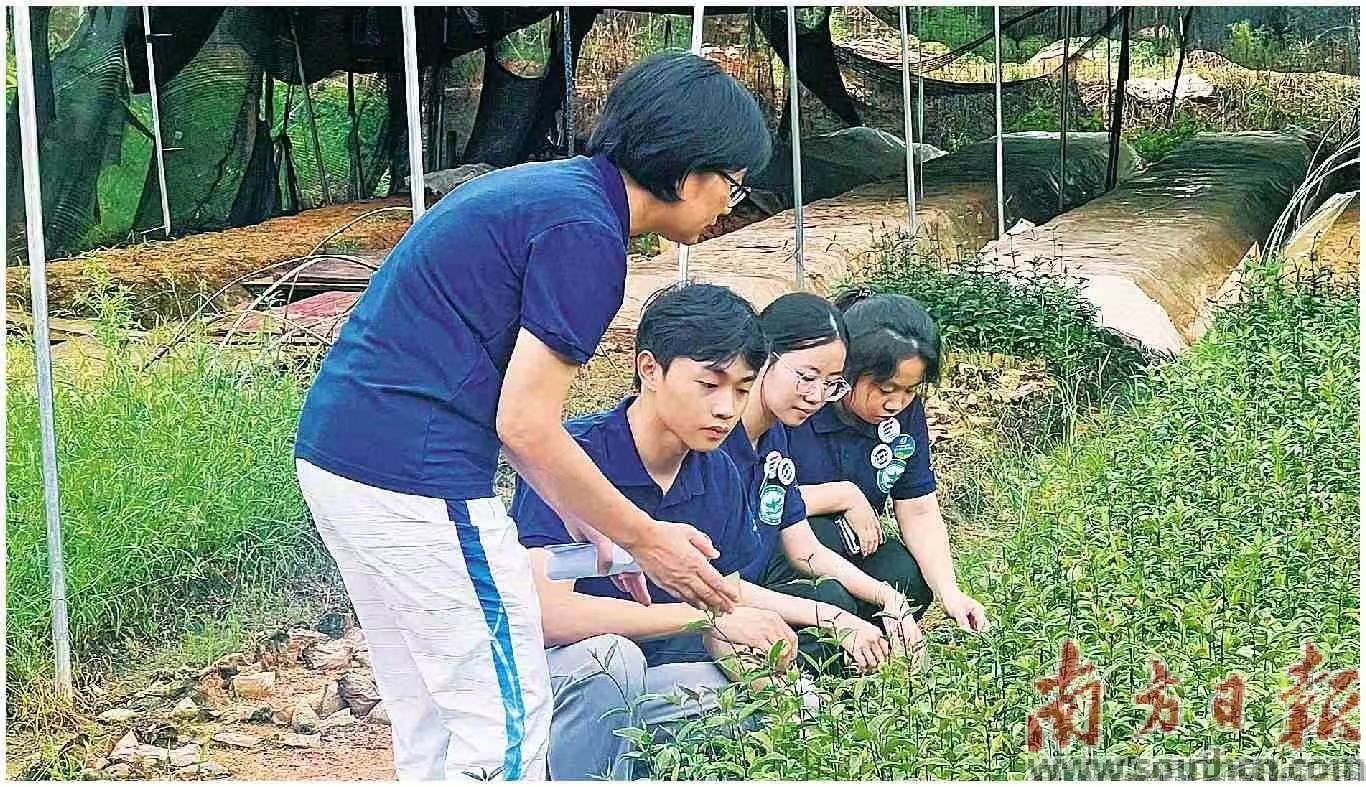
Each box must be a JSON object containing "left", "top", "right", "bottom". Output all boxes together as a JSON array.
[
  {"left": 788, "top": 291, "right": 990, "bottom": 640},
  {"left": 719, "top": 292, "right": 925, "bottom": 676}
]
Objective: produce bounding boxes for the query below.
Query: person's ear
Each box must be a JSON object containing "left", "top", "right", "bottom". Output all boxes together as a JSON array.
[{"left": 637, "top": 351, "right": 664, "bottom": 392}]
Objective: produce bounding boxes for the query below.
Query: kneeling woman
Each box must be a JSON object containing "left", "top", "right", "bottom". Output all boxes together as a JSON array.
[
  {"left": 788, "top": 292, "right": 989, "bottom": 635},
  {"left": 721, "top": 292, "right": 923, "bottom": 675}
]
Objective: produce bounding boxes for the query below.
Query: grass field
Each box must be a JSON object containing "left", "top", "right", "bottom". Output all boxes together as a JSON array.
[{"left": 628, "top": 258, "right": 1359, "bottom": 778}]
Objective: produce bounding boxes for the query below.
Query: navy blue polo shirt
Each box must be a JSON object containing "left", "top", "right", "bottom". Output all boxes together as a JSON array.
[
  {"left": 788, "top": 397, "right": 936, "bottom": 513},
  {"left": 511, "top": 397, "right": 760, "bottom": 666},
  {"left": 295, "top": 155, "right": 630, "bottom": 499},
  {"left": 718, "top": 422, "right": 808, "bottom": 581}
]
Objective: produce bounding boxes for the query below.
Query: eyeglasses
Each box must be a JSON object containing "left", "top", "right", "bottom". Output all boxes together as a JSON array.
[
  {"left": 774, "top": 355, "right": 851, "bottom": 402},
  {"left": 718, "top": 171, "right": 752, "bottom": 209}
]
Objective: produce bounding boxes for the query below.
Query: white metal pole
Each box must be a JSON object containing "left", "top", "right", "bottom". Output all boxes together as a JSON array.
[
  {"left": 401, "top": 5, "right": 426, "bottom": 221},
  {"left": 291, "top": 14, "right": 331, "bottom": 205},
  {"left": 142, "top": 7, "right": 171, "bottom": 238},
  {"left": 679, "top": 5, "right": 705, "bottom": 284},
  {"left": 14, "top": 3, "right": 74, "bottom": 705},
  {"left": 1059, "top": 7, "right": 1070, "bottom": 213},
  {"left": 993, "top": 5, "right": 1006, "bottom": 240},
  {"left": 786, "top": 4, "right": 805, "bottom": 289},
  {"left": 898, "top": 6, "right": 917, "bottom": 237}
]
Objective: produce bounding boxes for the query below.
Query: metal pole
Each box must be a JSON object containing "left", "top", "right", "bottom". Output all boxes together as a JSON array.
[
  {"left": 401, "top": 5, "right": 426, "bottom": 220},
  {"left": 993, "top": 5, "right": 1005, "bottom": 239},
  {"left": 915, "top": 5, "right": 924, "bottom": 200},
  {"left": 14, "top": 3, "right": 74, "bottom": 705},
  {"left": 787, "top": 4, "right": 806, "bottom": 288},
  {"left": 678, "top": 5, "right": 705, "bottom": 283},
  {"left": 898, "top": 6, "right": 917, "bottom": 237},
  {"left": 142, "top": 7, "right": 171, "bottom": 238},
  {"left": 1058, "top": 7, "right": 1070, "bottom": 213},
  {"left": 291, "top": 13, "right": 331, "bottom": 205},
  {"left": 563, "top": 7, "right": 575, "bottom": 156}
]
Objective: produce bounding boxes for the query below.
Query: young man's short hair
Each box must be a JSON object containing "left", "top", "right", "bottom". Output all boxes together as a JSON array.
[
  {"left": 588, "top": 52, "right": 772, "bottom": 203},
  {"left": 633, "top": 283, "right": 770, "bottom": 389}
]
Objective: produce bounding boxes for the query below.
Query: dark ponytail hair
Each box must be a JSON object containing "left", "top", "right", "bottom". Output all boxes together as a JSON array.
[
  {"left": 837, "top": 291, "right": 942, "bottom": 385},
  {"left": 758, "top": 292, "right": 848, "bottom": 356}
]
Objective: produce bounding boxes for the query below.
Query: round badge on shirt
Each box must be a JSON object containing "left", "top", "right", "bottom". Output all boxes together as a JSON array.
[
  {"left": 877, "top": 459, "right": 907, "bottom": 493},
  {"left": 758, "top": 483, "right": 786, "bottom": 526},
  {"left": 777, "top": 457, "right": 796, "bottom": 486},
  {"left": 878, "top": 417, "right": 901, "bottom": 443},
  {"left": 764, "top": 450, "right": 783, "bottom": 480},
  {"left": 870, "top": 443, "right": 894, "bottom": 469},
  {"left": 891, "top": 433, "right": 915, "bottom": 461}
]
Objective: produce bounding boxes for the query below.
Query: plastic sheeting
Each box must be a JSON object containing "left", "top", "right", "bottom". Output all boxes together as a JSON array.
[
  {"left": 985, "top": 132, "right": 1311, "bottom": 354},
  {"left": 612, "top": 131, "right": 1132, "bottom": 333}
]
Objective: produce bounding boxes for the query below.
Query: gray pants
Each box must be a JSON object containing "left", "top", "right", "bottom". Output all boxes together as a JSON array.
[{"left": 545, "top": 635, "right": 734, "bottom": 780}]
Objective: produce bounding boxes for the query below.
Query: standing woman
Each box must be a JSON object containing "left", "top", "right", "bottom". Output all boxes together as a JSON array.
[
  {"left": 293, "top": 53, "right": 770, "bottom": 780},
  {"left": 721, "top": 293, "right": 925, "bottom": 675},
  {"left": 788, "top": 292, "right": 990, "bottom": 636}
]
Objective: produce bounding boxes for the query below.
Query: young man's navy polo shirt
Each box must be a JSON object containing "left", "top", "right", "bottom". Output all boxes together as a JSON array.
[
  {"left": 787, "top": 397, "right": 936, "bottom": 513},
  {"left": 510, "top": 397, "right": 760, "bottom": 666},
  {"left": 295, "top": 155, "right": 630, "bottom": 500},
  {"left": 718, "top": 422, "right": 807, "bottom": 581}
]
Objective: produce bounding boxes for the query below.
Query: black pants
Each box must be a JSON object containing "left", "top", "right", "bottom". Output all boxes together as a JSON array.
[{"left": 757, "top": 515, "right": 933, "bottom": 675}]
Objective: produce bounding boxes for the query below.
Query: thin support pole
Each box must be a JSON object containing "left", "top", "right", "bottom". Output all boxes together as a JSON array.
[
  {"left": 1058, "top": 6, "right": 1070, "bottom": 213},
  {"left": 401, "top": 5, "right": 426, "bottom": 220},
  {"left": 14, "top": 3, "right": 74, "bottom": 705},
  {"left": 678, "top": 5, "right": 705, "bottom": 284},
  {"left": 993, "top": 5, "right": 1005, "bottom": 239},
  {"left": 291, "top": 13, "right": 331, "bottom": 205},
  {"left": 915, "top": 5, "right": 924, "bottom": 200},
  {"left": 1106, "top": 7, "right": 1131, "bottom": 191},
  {"left": 563, "top": 7, "right": 575, "bottom": 156},
  {"left": 898, "top": 6, "right": 917, "bottom": 236},
  {"left": 787, "top": 4, "right": 806, "bottom": 289},
  {"left": 142, "top": 7, "right": 171, "bottom": 238},
  {"left": 1168, "top": 7, "right": 1195, "bottom": 125}
]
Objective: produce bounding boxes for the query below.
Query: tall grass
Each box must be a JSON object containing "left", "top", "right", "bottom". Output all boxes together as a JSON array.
[
  {"left": 635, "top": 260, "right": 1358, "bottom": 777},
  {"left": 5, "top": 299, "right": 327, "bottom": 697}
]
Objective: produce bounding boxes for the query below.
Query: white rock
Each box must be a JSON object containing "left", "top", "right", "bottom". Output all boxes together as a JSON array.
[
  {"left": 279, "top": 732, "right": 321, "bottom": 748},
  {"left": 320, "top": 709, "right": 356, "bottom": 730},
  {"left": 98, "top": 708, "right": 139, "bottom": 724},
  {"left": 316, "top": 681, "right": 345, "bottom": 717},
  {"left": 170, "top": 696, "right": 200, "bottom": 721},
  {"left": 285, "top": 630, "right": 328, "bottom": 664},
  {"left": 199, "top": 760, "right": 229, "bottom": 778},
  {"left": 365, "top": 701, "right": 390, "bottom": 726},
  {"left": 134, "top": 743, "right": 171, "bottom": 763},
  {"left": 304, "top": 640, "right": 354, "bottom": 670},
  {"left": 231, "top": 672, "right": 276, "bottom": 699},
  {"left": 210, "top": 731, "right": 262, "bottom": 748},
  {"left": 168, "top": 743, "right": 201, "bottom": 768},
  {"left": 291, "top": 701, "right": 320, "bottom": 734},
  {"left": 338, "top": 671, "right": 381, "bottom": 716},
  {"left": 109, "top": 730, "right": 139, "bottom": 761}
]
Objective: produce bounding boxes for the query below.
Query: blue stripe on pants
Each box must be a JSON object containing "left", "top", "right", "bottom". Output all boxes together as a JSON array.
[{"left": 448, "top": 500, "right": 526, "bottom": 779}]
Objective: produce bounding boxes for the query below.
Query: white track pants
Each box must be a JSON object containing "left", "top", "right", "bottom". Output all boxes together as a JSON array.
[{"left": 297, "top": 459, "right": 550, "bottom": 780}]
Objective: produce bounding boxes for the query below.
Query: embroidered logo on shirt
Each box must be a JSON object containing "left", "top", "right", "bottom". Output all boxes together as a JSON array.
[{"left": 758, "top": 483, "right": 786, "bottom": 526}]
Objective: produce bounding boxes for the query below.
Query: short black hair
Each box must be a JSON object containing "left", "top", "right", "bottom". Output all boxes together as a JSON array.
[
  {"left": 587, "top": 52, "right": 772, "bottom": 203},
  {"left": 634, "top": 282, "right": 770, "bottom": 390},
  {"left": 837, "top": 291, "right": 942, "bottom": 385},
  {"left": 758, "top": 292, "right": 848, "bottom": 355}
]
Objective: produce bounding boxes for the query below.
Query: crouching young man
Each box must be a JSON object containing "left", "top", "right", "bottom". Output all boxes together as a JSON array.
[{"left": 510, "top": 284, "right": 807, "bottom": 779}]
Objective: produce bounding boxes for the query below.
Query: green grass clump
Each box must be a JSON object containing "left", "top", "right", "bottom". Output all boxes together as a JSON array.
[
  {"left": 5, "top": 317, "right": 327, "bottom": 695},
  {"left": 852, "top": 242, "right": 1155, "bottom": 413},
  {"left": 635, "top": 261, "right": 1358, "bottom": 777}
]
